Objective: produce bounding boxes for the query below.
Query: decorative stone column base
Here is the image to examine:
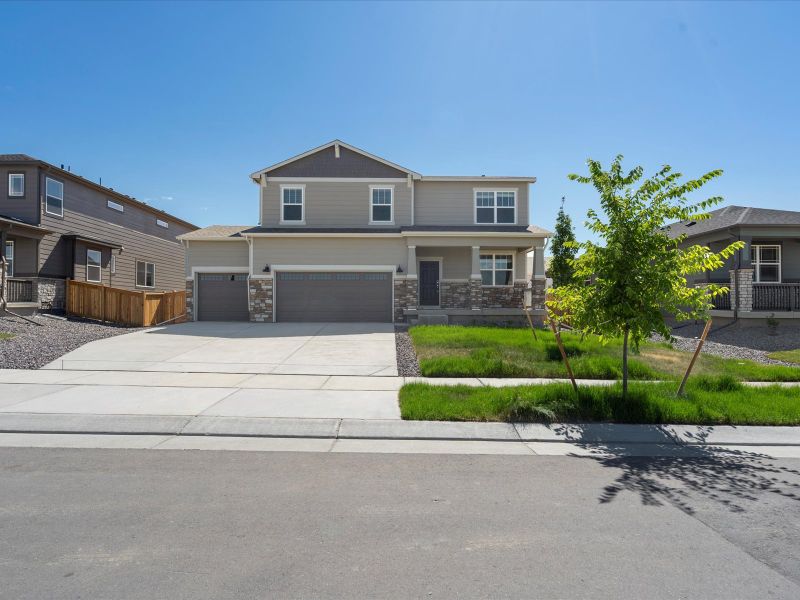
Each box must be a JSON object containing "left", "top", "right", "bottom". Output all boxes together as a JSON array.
[
  {"left": 36, "top": 278, "right": 66, "bottom": 311},
  {"left": 729, "top": 269, "right": 753, "bottom": 313},
  {"left": 469, "top": 278, "right": 482, "bottom": 310},
  {"left": 249, "top": 278, "right": 273, "bottom": 322},
  {"left": 530, "top": 278, "right": 547, "bottom": 311},
  {"left": 185, "top": 279, "right": 194, "bottom": 320},
  {"left": 393, "top": 278, "right": 418, "bottom": 323}
]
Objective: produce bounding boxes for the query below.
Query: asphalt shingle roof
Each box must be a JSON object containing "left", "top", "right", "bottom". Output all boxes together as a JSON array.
[{"left": 666, "top": 205, "right": 800, "bottom": 238}]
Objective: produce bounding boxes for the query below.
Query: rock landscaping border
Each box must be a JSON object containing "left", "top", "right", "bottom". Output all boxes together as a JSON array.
[{"left": 395, "top": 325, "right": 421, "bottom": 376}]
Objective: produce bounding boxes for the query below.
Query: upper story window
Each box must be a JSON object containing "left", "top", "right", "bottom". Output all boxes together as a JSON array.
[
  {"left": 475, "top": 189, "right": 516, "bottom": 224},
  {"left": 45, "top": 177, "right": 64, "bottom": 217},
  {"left": 480, "top": 253, "right": 513, "bottom": 286},
  {"left": 86, "top": 249, "right": 102, "bottom": 283},
  {"left": 281, "top": 185, "right": 305, "bottom": 223},
  {"left": 156, "top": 219, "right": 168, "bottom": 228},
  {"left": 753, "top": 244, "right": 781, "bottom": 283},
  {"left": 107, "top": 200, "right": 124, "bottom": 212},
  {"left": 136, "top": 260, "right": 155, "bottom": 288},
  {"left": 8, "top": 173, "right": 24, "bottom": 197},
  {"left": 370, "top": 186, "right": 393, "bottom": 223}
]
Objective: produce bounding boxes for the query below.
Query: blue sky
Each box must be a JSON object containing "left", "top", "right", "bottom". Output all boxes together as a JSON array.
[{"left": 2, "top": 1, "right": 798, "bottom": 240}]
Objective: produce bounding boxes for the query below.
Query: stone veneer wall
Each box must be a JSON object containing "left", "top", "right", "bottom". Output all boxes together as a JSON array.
[
  {"left": 729, "top": 268, "right": 753, "bottom": 312},
  {"left": 481, "top": 282, "right": 527, "bottom": 309},
  {"left": 529, "top": 278, "right": 546, "bottom": 310},
  {"left": 393, "top": 278, "right": 418, "bottom": 322},
  {"left": 248, "top": 278, "right": 273, "bottom": 322},
  {"left": 440, "top": 281, "right": 470, "bottom": 309},
  {"left": 36, "top": 278, "right": 66, "bottom": 311},
  {"left": 185, "top": 279, "right": 194, "bottom": 320}
]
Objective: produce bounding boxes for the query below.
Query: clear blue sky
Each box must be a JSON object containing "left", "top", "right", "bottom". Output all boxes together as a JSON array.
[{"left": 3, "top": 1, "right": 798, "bottom": 240}]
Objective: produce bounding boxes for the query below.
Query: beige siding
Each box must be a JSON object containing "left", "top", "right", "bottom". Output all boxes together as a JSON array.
[
  {"left": 416, "top": 246, "right": 471, "bottom": 279},
  {"left": 261, "top": 180, "right": 411, "bottom": 228},
  {"left": 186, "top": 241, "right": 249, "bottom": 275},
  {"left": 252, "top": 237, "right": 407, "bottom": 271},
  {"left": 405, "top": 234, "right": 537, "bottom": 248},
  {"left": 414, "top": 181, "right": 529, "bottom": 226}
]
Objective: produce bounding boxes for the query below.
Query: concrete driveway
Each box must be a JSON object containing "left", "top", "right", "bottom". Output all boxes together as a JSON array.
[{"left": 43, "top": 322, "right": 399, "bottom": 377}]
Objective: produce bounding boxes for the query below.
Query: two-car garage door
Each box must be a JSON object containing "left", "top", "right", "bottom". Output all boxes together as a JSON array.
[{"left": 196, "top": 271, "right": 392, "bottom": 322}]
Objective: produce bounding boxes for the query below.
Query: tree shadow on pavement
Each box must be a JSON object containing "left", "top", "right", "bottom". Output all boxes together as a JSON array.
[{"left": 550, "top": 424, "right": 800, "bottom": 515}]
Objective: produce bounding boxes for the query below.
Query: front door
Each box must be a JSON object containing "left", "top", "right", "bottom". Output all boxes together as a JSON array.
[{"left": 419, "top": 260, "right": 440, "bottom": 306}]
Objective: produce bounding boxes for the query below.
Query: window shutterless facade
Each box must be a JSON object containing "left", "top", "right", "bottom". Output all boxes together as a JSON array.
[
  {"left": 107, "top": 200, "right": 124, "bottom": 212},
  {"left": 45, "top": 177, "right": 64, "bottom": 217},
  {"left": 136, "top": 261, "right": 155, "bottom": 288},
  {"left": 156, "top": 219, "right": 168, "bottom": 228},
  {"left": 753, "top": 244, "right": 781, "bottom": 283},
  {"left": 3, "top": 241, "right": 13, "bottom": 276},
  {"left": 480, "top": 253, "right": 513, "bottom": 286},
  {"left": 280, "top": 185, "right": 305, "bottom": 223},
  {"left": 86, "top": 249, "right": 102, "bottom": 283},
  {"left": 369, "top": 186, "right": 393, "bottom": 223},
  {"left": 474, "top": 189, "right": 516, "bottom": 224},
  {"left": 8, "top": 173, "right": 24, "bottom": 197}
]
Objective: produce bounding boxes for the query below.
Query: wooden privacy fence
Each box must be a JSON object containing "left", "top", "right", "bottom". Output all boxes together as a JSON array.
[{"left": 66, "top": 279, "right": 187, "bottom": 327}]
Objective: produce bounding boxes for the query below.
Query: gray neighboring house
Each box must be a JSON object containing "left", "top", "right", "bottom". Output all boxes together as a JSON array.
[
  {"left": 667, "top": 205, "right": 800, "bottom": 317},
  {"left": 0, "top": 154, "right": 197, "bottom": 312},
  {"left": 179, "top": 140, "right": 552, "bottom": 324}
]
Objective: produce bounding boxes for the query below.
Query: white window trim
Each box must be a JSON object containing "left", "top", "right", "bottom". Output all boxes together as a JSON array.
[
  {"left": 86, "top": 248, "right": 102, "bottom": 283},
  {"left": 479, "top": 252, "right": 515, "bottom": 287},
  {"left": 8, "top": 173, "right": 24, "bottom": 197},
  {"left": 4, "top": 240, "right": 14, "bottom": 277},
  {"left": 156, "top": 219, "right": 169, "bottom": 228},
  {"left": 45, "top": 177, "right": 64, "bottom": 217},
  {"left": 107, "top": 199, "right": 124, "bottom": 212},
  {"left": 473, "top": 188, "right": 517, "bottom": 225},
  {"left": 280, "top": 184, "right": 306, "bottom": 224},
  {"left": 136, "top": 260, "right": 156, "bottom": 289},
  {"left": 369, "top": 185, "right": 395, "bottom": 224},
  {"left": 752, "top": 244, "right": 781, "bottom": 283}
]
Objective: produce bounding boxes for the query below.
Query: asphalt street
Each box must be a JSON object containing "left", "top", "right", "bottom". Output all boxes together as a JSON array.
[{"left": 1, "top": 447, "right": 798, "bottom": 599}]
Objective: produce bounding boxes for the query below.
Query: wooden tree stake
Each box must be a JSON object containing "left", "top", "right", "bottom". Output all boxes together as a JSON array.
[
  {"left": 677, "top": 318, "right": 712, "bottom": 397},
  {"left": 523, "top": 305, "right": 538, "bottom": 341},
  {"left": 549, "top": 315, "right": 578, "bottom": 392}
]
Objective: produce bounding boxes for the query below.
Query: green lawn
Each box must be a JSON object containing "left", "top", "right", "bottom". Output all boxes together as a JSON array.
[
  {"left": 409, "top": 325, "right": 800, "bottom": 381},
  {"left": 768, "top": 349, "right": 800, "bottom": 364},
  {"left": 399, "top": 377, "right": 800, "bottom": 425}
]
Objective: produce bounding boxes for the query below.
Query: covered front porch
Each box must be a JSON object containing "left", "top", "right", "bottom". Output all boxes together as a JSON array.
[
  {"left": 0, "top": 216, "right": 55, "bottom": 310},
  {"left": 394, "top": 234, "right": 547, "bottom": 324}
]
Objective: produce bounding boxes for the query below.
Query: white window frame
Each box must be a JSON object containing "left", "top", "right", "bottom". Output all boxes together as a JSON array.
[
  {"left": 86, "top": 248, "right": 102, "bottom": 283},
  {"left": 752, "top": 244, "right": 781, "bottom": 283},
  {"left": 136, "top": 260, "right": 156, "bottom": 289},
  {"left": 156, "top": 219, "right": 169, "bottom": 228},
  {"left": 8, "top": 173, "right": 24, "bottom": 197},
  {"left": 369, "top": 185, "right": 394, "bottom": 224},
  {"left": 473, "top": 189, "right": 517, "bottom": 225},
  {"left": 479, "top": 252, "right": 514, "bottom": 287},
  {"left": 107, "top": 199, "right": 124, "bottom": 212},
  {"left": 3, "top": 240, "right": 14, "bottom": 277},
  {"left": 45, "top": 177, "right": 64, "bottom": 217},
  {"left": 280, "top": 184, "right": 305, "bottom": 224}
]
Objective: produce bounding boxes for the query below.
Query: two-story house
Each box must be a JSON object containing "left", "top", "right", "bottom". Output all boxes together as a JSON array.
[
  {"left": 179, "top": 141, "right": 550, "bottom": 324},
  {"left": 0, "top": 154, "right": 197, "bottom": 312}
]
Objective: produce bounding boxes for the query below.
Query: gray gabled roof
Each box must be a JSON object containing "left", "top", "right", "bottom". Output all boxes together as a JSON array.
[
  {"left": 666, "top": 205, "right": 800, "bottom": 238},
  {"left": 0, "top": 154, "right": 36, "bottom": 162}
]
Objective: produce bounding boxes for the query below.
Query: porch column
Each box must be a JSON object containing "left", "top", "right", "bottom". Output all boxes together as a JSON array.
[
  {"left": 407, "top": 245, "right": 417, "bottom": 277},
  {"left": 470, "top": 246, "right": 482, "bottom": 310},
  {"left": 529, "top": 243, "right": 547, "bottom": 311},
  {"left": 730, "top": 268, "right": 753, "bottom": 314},
  {"left": 739, "top": 236, "right": 753, "bottom": 269}
]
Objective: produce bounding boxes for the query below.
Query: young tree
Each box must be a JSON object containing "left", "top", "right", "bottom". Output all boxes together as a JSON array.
[
  {"left": 548, "top": 156, "right": 743, "bottom": 397},
  {"left": 550, "top": 197, "right": 578, "bottom": 288}
]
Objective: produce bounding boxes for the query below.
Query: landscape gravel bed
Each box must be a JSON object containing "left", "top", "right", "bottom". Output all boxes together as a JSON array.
[
  {"left": 0, "top": 314, "right": 138, "bottom": 370},
  {"left": 652, "top": 333, "right": 798, "bottom": 367},
  {"left": 669, "top": 321, "right": 800, "bottom": 352},
  {"left": 395, "top": 325, "right": 421, "bottom": 376}
]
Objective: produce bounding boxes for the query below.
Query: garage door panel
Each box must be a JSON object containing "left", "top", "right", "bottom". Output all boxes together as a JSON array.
[
  {"left": 276, "top": 272, "right": 391, "bottom": 322},
  {"left": 197, "top": 273, "right": 249, "bottom": 321}
]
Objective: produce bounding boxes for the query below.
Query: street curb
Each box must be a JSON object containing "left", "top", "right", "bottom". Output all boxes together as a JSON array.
[{"left": 0, "top": 414, "right": 798, "bottom": 446}]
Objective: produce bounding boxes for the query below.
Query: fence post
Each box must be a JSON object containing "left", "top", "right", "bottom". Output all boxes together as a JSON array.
[
  {"left": 100, "top": 284, "right": 106, "bottom": 323},
  {"left": 141, "top": 290, "right": 148, "bottom": 327}
]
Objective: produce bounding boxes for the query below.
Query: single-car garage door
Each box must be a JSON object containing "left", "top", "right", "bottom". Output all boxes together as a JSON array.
[
  {"left": 197, "top": 273, "right": 249, "bottom": 321},
  {"left": 276, "top": 271, "right": 392, "bottom": 322}
]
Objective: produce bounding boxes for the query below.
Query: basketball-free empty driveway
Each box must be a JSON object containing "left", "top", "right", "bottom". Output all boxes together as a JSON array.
[{"left": 43, "top": 321, "right": 399, "bottom": 377}]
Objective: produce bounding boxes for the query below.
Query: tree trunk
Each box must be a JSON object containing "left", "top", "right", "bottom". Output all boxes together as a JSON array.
[{"left": 622, "top": 325, "right": 630, "bottom": 398}]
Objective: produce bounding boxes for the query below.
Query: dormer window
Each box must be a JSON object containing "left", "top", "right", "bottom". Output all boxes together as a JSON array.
[
  {"left": 370, "top": 186, "right": 393, "bottom": 224},
  {"left": 475, "top": 189, "right": 516, "bottom": 224},
  {"left": 281, "top": 185, "right": 305, "bottom": 223}
]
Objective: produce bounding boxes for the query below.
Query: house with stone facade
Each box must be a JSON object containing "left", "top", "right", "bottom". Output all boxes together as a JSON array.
[
  {"left": 178, "top": 140, "right": 551, "bottom": 324},
  {"left": 0, "top": 154, "right": 197, "bottom": 313},
  {"left": 668, "top": 205, "right": 800, "bottom": 318}
]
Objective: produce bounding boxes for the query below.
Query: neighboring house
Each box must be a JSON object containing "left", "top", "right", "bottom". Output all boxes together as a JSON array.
[
  {"left": 179, "top": 140, "right": 552, "bottom": 324},
  {"left": 667, "top": 205, "right": 800, "bottom": 316},
  {"left": 0, "top": 154, "right": 197, "bottom": 312}
]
